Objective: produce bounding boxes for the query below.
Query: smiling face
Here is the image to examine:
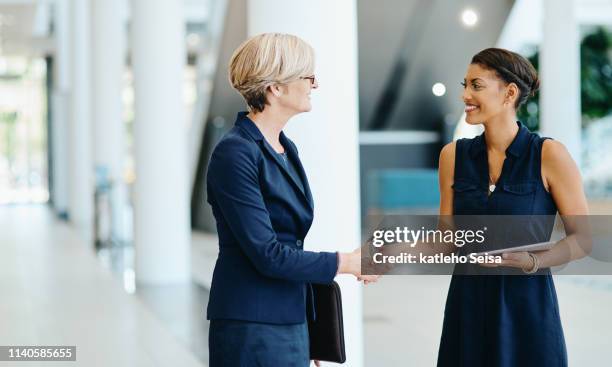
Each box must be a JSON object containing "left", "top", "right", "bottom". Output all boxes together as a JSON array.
[
  {"left": 228, "top": 33, "right": 318, "bottom": 114},
  {"left": 275, "top": 76, "right": 319, "bottom": 114},
  {"left": 462, "top": 63, "right": 511, "bottom": 125}
]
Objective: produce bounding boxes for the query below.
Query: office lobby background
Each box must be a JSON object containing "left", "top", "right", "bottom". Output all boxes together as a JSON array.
[{"left": 1, "top": 0, "right": 611, "bottom": 366}]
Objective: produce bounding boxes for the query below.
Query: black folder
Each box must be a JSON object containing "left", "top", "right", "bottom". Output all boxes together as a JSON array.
[{"left": 308, "top": 281, "right": 346, "bottom": 363}]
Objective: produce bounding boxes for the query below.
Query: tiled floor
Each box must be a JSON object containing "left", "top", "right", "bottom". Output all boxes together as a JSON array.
[
  {"left": 0, "top": 205, "right": 206, "bottom": 367},
  {"left": 137, "top": 283, "right": 210, "bottom": 364}
]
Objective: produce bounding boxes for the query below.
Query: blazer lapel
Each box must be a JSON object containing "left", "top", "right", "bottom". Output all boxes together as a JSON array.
[
  {"left": 261, "top": 139, "right": 314, "bottom": 210},
  {"left": 235, "top": 112, "right": 314, "bottom": 210},
  {"left": 282, "top": 135, "right": 314, "bottom": 209}
]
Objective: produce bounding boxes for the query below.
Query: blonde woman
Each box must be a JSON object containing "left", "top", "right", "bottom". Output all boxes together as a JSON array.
[{"left": 205, "top": 33, "right": 376, "bottom": 366}]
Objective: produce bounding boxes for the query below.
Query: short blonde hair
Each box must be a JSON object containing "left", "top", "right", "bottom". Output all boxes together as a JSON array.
[{"left": 228, "top": 33, "right": 315, "bottom": 112}]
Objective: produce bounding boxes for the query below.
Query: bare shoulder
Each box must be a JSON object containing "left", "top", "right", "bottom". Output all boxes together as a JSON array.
[
  {"left": 542, "top": 139, "right": 575, "bottom": 170},
  {"left": 542, "top": 138, "right": 570, "bottom": 159},
  {"left": 439, "top": 141, "right": 456, "bottom": 182},
  {"left": 439, "top": 141, "right": 456, "bottom": 165},
  {"left": 439, "top": 141, "right": 456, "bottom": 215},
  {"left": 439, "top": 141, "right": 457, "bottom": 172},
  {"left": 541, "top": 138, "right": 588, "bottom": 214}
]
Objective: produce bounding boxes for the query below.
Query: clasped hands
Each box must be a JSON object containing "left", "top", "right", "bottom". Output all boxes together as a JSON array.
[{"left": 338, "top": 247, "right": 381, "bottom": 285}]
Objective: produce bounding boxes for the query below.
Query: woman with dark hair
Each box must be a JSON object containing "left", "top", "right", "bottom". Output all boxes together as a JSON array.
[{"left": 436, "top": 48, "right": 589, "bottom": 366}]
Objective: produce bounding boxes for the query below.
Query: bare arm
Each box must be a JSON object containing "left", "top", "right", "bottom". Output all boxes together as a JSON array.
[
  {"left": 537, "top": 139, "right": 591, "bottom": 268},
  {"left": 435, "top": 142, "right": 459, "bottom": 254},
  {"left": 438, "top": 141, "right": 456, "bottom": 216},
  {"left": 497, "top": 139, "right": 592, "bottom": 270}
]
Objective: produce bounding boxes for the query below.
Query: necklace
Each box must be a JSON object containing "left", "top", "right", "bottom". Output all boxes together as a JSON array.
[{"left": 489, "top": 174, "right": 496, "bottom": 193}]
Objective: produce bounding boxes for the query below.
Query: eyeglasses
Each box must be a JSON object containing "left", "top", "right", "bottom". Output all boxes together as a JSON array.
[{"left": 300, "top": 75, "right": 316, "bottom": 85}]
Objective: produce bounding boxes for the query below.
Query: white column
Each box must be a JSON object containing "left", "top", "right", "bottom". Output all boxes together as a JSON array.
[
  {"left": 131, "top": 0, "right": 191, "bottom": 284},
  {"left": 540, "top": 0, "right": 581, "bottom": 166},
  {"left": 248, "top": 1, "right": 363, "bottom": 366},
  {"left": 69, "top": 0, "right": 94, "bottom": 236},
  {"left": 90, "top": 0, "right": 128, "bottom": 242},
  {"left": 50, "top": 0, "right": 70, "bottom": 218}
]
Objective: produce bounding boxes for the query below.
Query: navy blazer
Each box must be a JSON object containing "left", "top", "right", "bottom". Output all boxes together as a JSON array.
[{"left": 206, "top": 112, "right": 338, "bottom": 324}]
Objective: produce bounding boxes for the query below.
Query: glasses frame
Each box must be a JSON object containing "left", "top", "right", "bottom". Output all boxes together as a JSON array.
[{"left": 300, "top": 75, "right": 316, "bottom": 85}]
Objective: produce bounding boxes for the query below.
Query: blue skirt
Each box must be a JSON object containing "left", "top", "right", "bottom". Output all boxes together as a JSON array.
[{"left": 209, "top": 319, "right": 310, "bottom": 367}]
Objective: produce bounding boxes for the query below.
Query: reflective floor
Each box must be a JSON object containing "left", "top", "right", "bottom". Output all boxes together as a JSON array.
[
  {"left": 95, "top": 243, "right": 212, "bottom": 363},
  {"left": 2, "top": 204, "right": 611, "bottom": 367},
  {"left": 363, "top": 274, "right": 612, "bottom": 366},
  {"left": 0, "top": 205, "right": 206, "bottom": 367}
]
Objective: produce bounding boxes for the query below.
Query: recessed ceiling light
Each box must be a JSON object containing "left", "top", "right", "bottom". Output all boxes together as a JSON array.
[
  {"left": 432, "top": 82, "right": 446, "bottom": 97},
  {"left": 461, "top": 9, "right": 478, "bottom": 27}
]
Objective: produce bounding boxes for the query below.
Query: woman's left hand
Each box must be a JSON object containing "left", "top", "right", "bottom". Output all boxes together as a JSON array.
[
  {"left": 312, "top": 359, "right": 321, "bottom": 366},
  {"left": 478, "top": 251, "right": 535, "bottom": 271}
]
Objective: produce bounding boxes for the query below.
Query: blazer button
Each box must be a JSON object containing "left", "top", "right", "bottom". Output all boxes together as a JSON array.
[{"left": 296, "top": 240, "right": 303, "bottom": 247}]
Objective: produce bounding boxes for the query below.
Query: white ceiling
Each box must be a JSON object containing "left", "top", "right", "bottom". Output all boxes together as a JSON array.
[
  {"left": 0, "top": 0, "right": 210, "bottom": 58},
  {"left": 0, "top": 0, "right": 51, "bottom": 56}
]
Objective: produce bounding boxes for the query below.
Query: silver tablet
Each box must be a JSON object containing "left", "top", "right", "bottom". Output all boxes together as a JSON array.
[{"left": 474, "top": 241, "right": 556, "bottom": 256}]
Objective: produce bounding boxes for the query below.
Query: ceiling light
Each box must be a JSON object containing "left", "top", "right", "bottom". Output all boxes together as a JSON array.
[
  {"left": 461, "top": 9, "right": 478, "bottom": 27},
  {"left": 432, "top": 82, "right": 446, "bottom": 97}
]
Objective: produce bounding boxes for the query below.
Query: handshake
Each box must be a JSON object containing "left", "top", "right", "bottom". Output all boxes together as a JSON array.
[{"left": 337, "top": 247, "right": 381, "bottom": 285}]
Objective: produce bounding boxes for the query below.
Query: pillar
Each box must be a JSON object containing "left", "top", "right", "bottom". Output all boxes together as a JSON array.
[
  {"left": 50, "top": 0, "right": 70, "bottom": 218},
  {"left": 91, "top": 0, "right": 128, "bottom": 243},
  {"left": 540, "top": 0, "right": 582, "bottom": 167},
  {"left": 131, "top": 0, "right": 191, "bottom": 284},
  {"left": 69, "top": 0, "right": 94, "bottom": 236}
]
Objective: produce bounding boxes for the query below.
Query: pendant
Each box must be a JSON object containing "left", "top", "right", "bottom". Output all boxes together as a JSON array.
[{"left": 489, "top": 184, "right": 496, "bottom": 193}]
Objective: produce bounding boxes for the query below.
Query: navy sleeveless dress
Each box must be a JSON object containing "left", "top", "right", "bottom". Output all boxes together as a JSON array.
[{"left": 437, "top": 121, "right": 568, "bottom": 367}]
